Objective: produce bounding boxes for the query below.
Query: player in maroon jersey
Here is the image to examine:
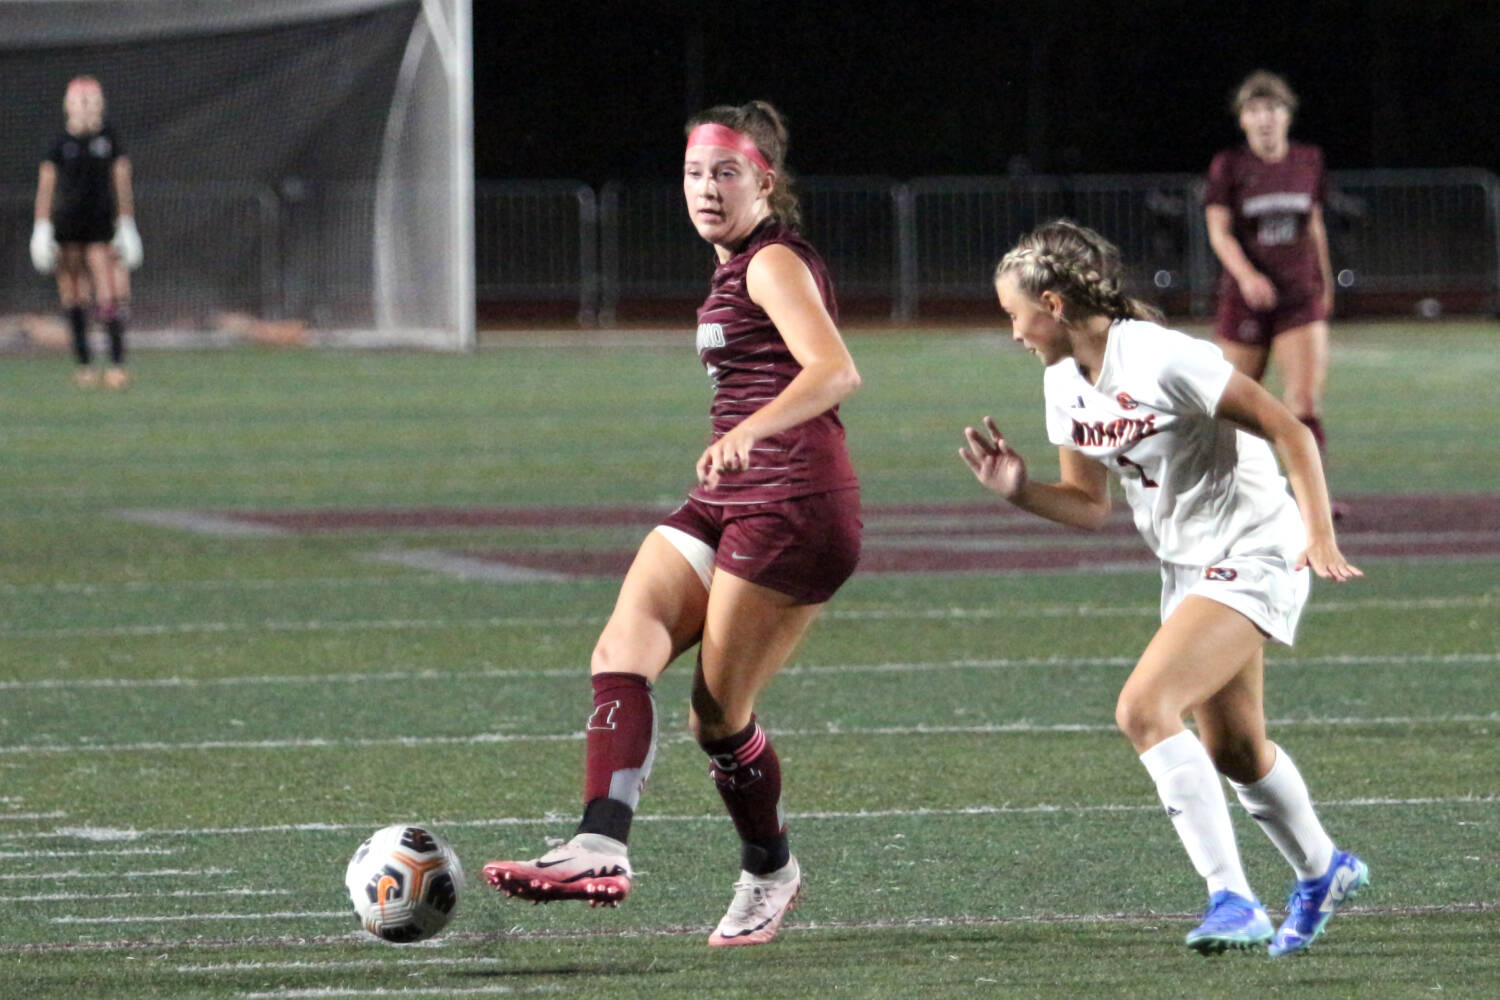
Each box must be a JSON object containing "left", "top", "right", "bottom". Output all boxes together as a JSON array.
[
  {"left": 1205, "top": 71, "right": 1339, "bottom": 509},
  {"left": 31, "top": 76, "right": 143, "bottom": 389},
  {"left": 483, "top": 101, "right": 862, "bottom": 947}
]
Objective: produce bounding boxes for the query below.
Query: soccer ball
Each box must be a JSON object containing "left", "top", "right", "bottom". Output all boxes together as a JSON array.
[{"left": 344, "top": 824, "right": 464, "bottom": 943}]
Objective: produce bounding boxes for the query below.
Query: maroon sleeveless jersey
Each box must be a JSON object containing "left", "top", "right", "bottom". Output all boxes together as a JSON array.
[
  {"left": 1204, "top": 142, "right": 1326, "bottom": 292},
  {"left": 690, "top": 220, "right": 859, "bottom": 505}
]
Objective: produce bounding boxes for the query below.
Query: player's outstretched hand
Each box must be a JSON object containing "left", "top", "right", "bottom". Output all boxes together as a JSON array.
[
  {"left": 112, "top": 215, "right": 143, "bottom": 270},
  {"left": 1297, "top": 536, "right": 1363, "bottom": 582},
  {"left": 30, "top": 220, "right": 57, "bottom": 274},
  {"left": 960, "top": 416, "right": 1027, "bottom": 500}
]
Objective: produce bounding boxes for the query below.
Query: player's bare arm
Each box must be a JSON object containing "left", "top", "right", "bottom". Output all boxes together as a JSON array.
[
  {"left": 1308, "top": 204, "right": 1335, "bottom": 315},
  {"left": 1216, "top": 371, "right": 1361, "bottom": 581},
  {"left": 1205, "top": 204, "right": 1276, "bottom": 310},
  {"left": 697, "top": 244, "right": 860, "bottom": 487},
  {"left": 112, "top": 155, "right": 134, "bottom": 216},
  {"left": 961, "top": 417, "right": 1111, "bottom": 531},
  {"left": 34, "top": 161, "right": 55, "bottom": 219}
]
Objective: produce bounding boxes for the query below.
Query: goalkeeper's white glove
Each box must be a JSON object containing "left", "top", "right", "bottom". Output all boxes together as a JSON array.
[
  {"left": 112, "top": 215, "right": 143, "bottom": 270},
  {"left": 30, "top": 219, "right": 58, "bottom": 274}
]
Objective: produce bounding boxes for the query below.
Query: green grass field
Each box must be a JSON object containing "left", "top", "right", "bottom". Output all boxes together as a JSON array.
[{"left": 1, "top": 321, "right": 1497, "bottom": 998}]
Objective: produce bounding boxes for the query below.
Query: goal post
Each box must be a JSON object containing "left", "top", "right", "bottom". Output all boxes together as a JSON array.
[{"left": 0, "top": 0, "right": 474, "bottom": 350}]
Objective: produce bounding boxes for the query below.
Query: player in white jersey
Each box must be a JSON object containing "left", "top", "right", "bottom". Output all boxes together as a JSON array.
[{"left": 959, "top": 220, "right": 1369, "bottom": 957}]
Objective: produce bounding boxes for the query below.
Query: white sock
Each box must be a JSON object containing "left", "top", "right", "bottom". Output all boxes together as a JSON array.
[
  {"left": 1139, "top": 730, "right": 1253, "bottom": 899},
  {"left": 1230, "top": 744, "right": 1335, "bottom": 881}
]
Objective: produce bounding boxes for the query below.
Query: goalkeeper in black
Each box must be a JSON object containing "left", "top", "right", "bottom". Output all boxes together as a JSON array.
[{"left": 31, "top": 75, "right": 143, "bottom": 389}]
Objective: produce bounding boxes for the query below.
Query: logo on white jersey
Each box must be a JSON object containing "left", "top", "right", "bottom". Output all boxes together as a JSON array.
[
  {"left": 1071, "top": 414, "right": 1159, "bottom": 449},
  {"left": 696, "top": 322, "right": 726, "bottom": 351}
]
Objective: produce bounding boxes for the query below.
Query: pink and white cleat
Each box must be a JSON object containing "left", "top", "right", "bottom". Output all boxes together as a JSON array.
[
  {"left": 481, "top": 833, "right": 632, "bottom": 907},
  {"left": 707, "top": 856, "right": 802, "bottom": 947}
]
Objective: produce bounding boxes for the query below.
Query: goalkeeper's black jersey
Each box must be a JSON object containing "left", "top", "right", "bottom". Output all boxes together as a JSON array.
[{"left": 47, "top": 125, "right": 122, "bottom": 239}]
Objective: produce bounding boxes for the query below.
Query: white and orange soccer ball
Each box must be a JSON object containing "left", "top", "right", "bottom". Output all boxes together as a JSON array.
[{"left": 344, "top": 824, "right": 464, "bottom": 943}]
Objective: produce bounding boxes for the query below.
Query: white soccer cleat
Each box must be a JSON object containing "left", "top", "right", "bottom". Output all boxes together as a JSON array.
[
  {"left": 481, "top": 833, "right": 632, "bottom": 907},
  {"left": 707, "top": 856, "right": 802, "bottom": 947}
]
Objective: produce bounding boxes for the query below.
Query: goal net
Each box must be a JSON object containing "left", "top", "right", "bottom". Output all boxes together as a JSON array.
[{"left": 0, "top": 0, "right": 473, "bottom": 349}]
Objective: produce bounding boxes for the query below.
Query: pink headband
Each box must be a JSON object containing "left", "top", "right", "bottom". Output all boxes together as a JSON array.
[{"left": 686, "top": 123, "right": 771, "bottom": 171}]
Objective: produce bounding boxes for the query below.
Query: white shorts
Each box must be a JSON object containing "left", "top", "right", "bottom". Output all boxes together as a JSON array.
[{"left": 1159, "top": 547, "right": 1310, "bottom": 646}]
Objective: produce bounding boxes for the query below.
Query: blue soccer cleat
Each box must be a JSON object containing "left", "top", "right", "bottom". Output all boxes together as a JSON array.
[
  {"left": 1185, "top": 889, "right": 1274, "bottom": 955},
  {"left": 1268, "top": 850, "right": 1370, "bottom": 957}
]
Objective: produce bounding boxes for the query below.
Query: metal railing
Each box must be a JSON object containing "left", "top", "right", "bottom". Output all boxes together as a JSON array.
[
  {"left": 518, "top": 169, "right": 1500, "bottom": 324},
  {"left": 6, "top": 170, "right": 1496, "bottom": 330}
]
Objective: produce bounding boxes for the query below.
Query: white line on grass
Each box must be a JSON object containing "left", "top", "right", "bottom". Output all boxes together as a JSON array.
[
  {"left": 0, "top": 810, "right": 66, "bottom": 820},
  {"left": 0, "top": 868, "right": 234, "bottom": 881},
  {"left": 1, "top": 900, "right": 1495, "bottom": 957},
  {"left": 0, "top": 847, "right": 176, "bottom": 859},
  {"left": 180, "top": 957, "right": 504, "bottom": 973},
  {"left": 0, "top": 710, "right": 1495, "bottom": 757},
  {"left": 2, "top": 648, "right": 1496, "bottom": 693},
  {"left": 52, "top": 909, "right": 349, "bottom": 925},
  {"left": 3, "top": 794, "right": 1494, "bottom": 844},
  {"left": 1, "top": 593, "right": 1492, "bottom": 641},
  {"left": 5, "top": 888, "right": 287, "bottom": 902},
  {"left": 241, "top": 988, "right": 540, "bottom": 999}
]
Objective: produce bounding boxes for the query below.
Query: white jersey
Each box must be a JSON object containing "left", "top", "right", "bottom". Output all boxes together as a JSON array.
[{"left": 1043, "top": 319, "right": 1304, "bottom": 566}]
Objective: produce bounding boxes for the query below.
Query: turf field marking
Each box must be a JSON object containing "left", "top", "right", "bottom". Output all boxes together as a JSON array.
[
  {"left": 0, "top": 810, "right": 66, "bottom": 820},
  {"left": 52, "top": 909, "right": 350, "bottom": 925},
  {"left": 240, "top": 988, "right": 542, "bottom": 999},
  {"left": 180, "top": 957, "right": 505, "bottom": 972},
  {"left": 4, "top": 888, "right": 287, "bottom": 902},
  {"left": 8, "top": 901, "right": 1496, "bottom": 960},
  {"left": 367, "top": 549, "right": 570, "bottom": 582},
  {"left": 3, "top": 794, "right": 1493, "bottom": 844},
  {"left": 0, "top": 847, "right": 177, "bottom": 859},
  {"left": 1, "top": 648, "right": 1496, "bottom": 693},
  {"left": 0, "top": 710, "right": 1495, "bottom": 757},
  {"left": 0, "top": 868, "right": 234, "bottom": 880},
  {"left": 2, "top": 592, "right": 1492, "bottom": 641},
  {"left": 114, "top": 509, "right": 293, "bottom": 538}
]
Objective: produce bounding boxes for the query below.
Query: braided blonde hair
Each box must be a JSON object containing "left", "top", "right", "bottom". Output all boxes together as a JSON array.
[{"left": 995, "top": 219, "right": 1163, "bottom": 323}]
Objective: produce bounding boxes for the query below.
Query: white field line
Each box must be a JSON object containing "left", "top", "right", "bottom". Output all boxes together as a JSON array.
[
  {"left": 0, "top": 576, "right": 453, "bottom": 596},
  {"left": 0, "top": 868, "right": 234, "bottom": 880},
  {"left": 5, "top": 888, "right": 288, "bottom": 902},
  {"left": 52, "top": 909, "right": 349, "bottom": 925},
  {"left": 242, "top": 989, "right": 544, "bottom": 999},
  {"left": 0, "top": 847, "right": 176, "bottom": 859},
  {"left": 2, "top": 648, "right": 1497, "bottom": 694},
  {"left": 16, "top": 901, "right": 1500, "bottom": 965},
  {"left": 2, "top": 794, "right": 1494, "bottom": 845},
  {"left": 0, "top": 593, "right": 1494, "bottom": 642},
  {"left": 1, "top": 709, "right": 1497, "bottom": 758},
  {"left": 181, "top": 957, "right": 505, "bottom": 973},
  {"left": 0, "top": 810, "right": 66, "bottom": 820},
  {"left": 0, "top": 710, "right": 1494, "bottom": 758}
]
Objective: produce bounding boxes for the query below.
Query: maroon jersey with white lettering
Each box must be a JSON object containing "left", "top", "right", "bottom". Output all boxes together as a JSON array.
[
  {"left": 690, "top": 220, "right": 858, "bottom": 505},
  {"left": 1204, "top": 143, "right": 1326, "bottom": 293}
]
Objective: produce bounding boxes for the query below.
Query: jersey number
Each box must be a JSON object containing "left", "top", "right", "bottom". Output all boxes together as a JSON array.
[{"left": 1116, "top": 456, "right": 1159, "bottom": 488}]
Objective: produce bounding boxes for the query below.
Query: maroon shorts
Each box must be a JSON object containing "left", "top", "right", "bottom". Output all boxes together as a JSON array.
[
  {"left": 1214, "top": 275, "right": 1328, "bottom": 347},
  {"left": 659, "top": 489, "right": 862, "bottom": 605}
]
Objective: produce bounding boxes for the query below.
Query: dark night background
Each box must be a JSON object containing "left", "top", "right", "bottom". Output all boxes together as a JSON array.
[{"left": 473, "top": 1, "right": 1500, "bottom": 184}]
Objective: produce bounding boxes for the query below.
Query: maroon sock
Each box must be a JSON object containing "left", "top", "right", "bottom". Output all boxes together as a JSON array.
[
  {"left": 577, "top": 672, "right": 656, "bottom": 844},
  {"left": 702, "top": 718, "right": 790, "bottom": 875}
]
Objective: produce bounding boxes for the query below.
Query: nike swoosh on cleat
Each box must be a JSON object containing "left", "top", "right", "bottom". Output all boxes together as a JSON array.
[{"left": 534, "top": 857, "right": 574, "bottom": 868}]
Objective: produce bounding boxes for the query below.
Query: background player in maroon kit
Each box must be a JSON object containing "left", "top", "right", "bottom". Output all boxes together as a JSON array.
[
  {"left": 484, "top": 100, "right": 862, "bottom": 947},
  {"left": 31, "top": 76, "right": 143, "bottom": 389},
  {"left": 1205, "top": 71, "right": 1337, "bottom": 506}
]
